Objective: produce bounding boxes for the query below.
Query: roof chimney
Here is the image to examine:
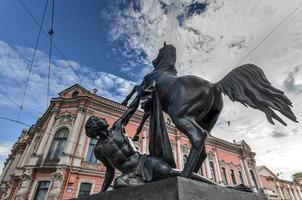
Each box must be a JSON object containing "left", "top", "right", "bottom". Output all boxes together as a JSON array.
[{"left": 92, "top": 88, "right": 98, "bottom": 94}]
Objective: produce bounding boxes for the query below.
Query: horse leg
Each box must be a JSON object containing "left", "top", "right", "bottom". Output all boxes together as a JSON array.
[
  {"left": 193, "top": 145, "right": 207, "bottom": 173},
  {"left": 192, "top": 93, "right": 223, "bottom": 173},
  {"left": 170, "top": 116, "right": 208, "bottom": 178}
]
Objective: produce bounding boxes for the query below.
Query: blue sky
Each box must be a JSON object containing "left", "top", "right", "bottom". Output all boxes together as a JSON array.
[
  {"left": 0, "top": 0, "right": 147, "bottom": 167},
  {"left": 0, "top": 0, "right": 144, "bottom": 80},
  {"left": 0, "top": 0, "right": 302, "bottom": 179}
]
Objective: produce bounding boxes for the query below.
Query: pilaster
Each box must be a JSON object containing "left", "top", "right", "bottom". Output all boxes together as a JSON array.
[
  {"left": 242, "top": 157, "right": 252, "bottom": 187},
  {"left": 239, "top": 157, "right": 249, "bottom": 185},
  {"left": 14, "top": 168, "right": 32, "bottom": 200},
  {"left": 49, "top": 167, "right": 66, "bottom": 200},
  {"left": 213, "top": 150, "right": 222, "bottom": 183},
  {"left": 176, "top": 131, "right": 181, "bottom": 169},
  {"left": 36, "top": 111, "right": 57, "bottom": 155}
]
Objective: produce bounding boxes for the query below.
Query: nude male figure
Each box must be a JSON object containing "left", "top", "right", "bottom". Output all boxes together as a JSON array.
[{"left": 85, "top": 95, "right": 252, "bottom": 193}]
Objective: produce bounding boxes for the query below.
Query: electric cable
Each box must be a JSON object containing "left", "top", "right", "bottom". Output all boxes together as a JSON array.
[
  {"left": 234, "top": 2, "right": 302, "bottom": 66},
  {"left": 16, "top": 0, "right": 80, "bottom": 78},
  {"left": 17, "top": 0, "right": 49, "bottom": 121},
  {"left": 47, "top": 0, "right": 55, "bottom": 107}
]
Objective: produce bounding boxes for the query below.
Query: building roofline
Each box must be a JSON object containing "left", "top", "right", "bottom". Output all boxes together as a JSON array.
[
  {"left": 58, "top": 83, "right": 90, "bottom": 95},
  {"left": 257, "top": 165, "right": 278, "bottom": 179}
]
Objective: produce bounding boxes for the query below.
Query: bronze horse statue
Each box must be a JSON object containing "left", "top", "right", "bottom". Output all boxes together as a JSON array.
[{"left": 122, "top": 43, "right": 298, "bottom": 179}]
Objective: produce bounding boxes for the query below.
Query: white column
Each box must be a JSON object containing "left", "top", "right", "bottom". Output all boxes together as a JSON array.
[
  {"left": 176, "top": 132, "right": 181, "bottom": 169},
  {"left": 213, "top": 151, "right": 222, "bottom": 183},
  {"left": 17, "top": 144, "right": 30, "bottom": 168},
  {"left": 64, "top": 109, "right": 85, "bottom": 154},
  {"left": 201, "top": 162, "right": 206, "bottom": 177},
  {"left": 73, "top": 112, "right": 92, "bottom": 167},
  {"left": 14, "top": 169, "right": 32, "bottom": 200},
  {"left": 239, "top": 158, "right": 249, "bottom": 185},
  {"left": 288, "top": 186, "right": 296, "bottom": 200},
  {"left": 242, "top": 158, "right": 252, "bottom": 187},
  {"left": 204, "top": 157, "right": 210, "bottom": 178},
  {"left": 20, "top": 132, "right": 39, "bottom": 167},
  {"left": 226, "top": 166, "right": 232, "bottom": 185},
  {"left": 142, "top": 130, "right": 147, "bottom": 154},
  {"left": 297, "top": 186, "right": 302, "bottom": 200},
  {"left": 252, "top": 160, "right": 264, "bottom": 189},
  {"left": 36, "top": 112, "right": 57, "bottom": 155},
  {"left": 292, "top": 187, "right": 299, "bottom": 200},
  {"left": 277, "top": 185, "right": 285, "bottom": 199}
]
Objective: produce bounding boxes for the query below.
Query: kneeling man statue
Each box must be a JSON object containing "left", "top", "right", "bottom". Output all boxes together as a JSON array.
[{"left": 85, "top": 95, "right": 252, "bottom": 193}]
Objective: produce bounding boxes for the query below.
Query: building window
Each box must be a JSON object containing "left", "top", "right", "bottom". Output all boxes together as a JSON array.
[
  {"left": 209, "top": 161, "right": 217, "bottom": 182},
  {"left": 33, "top": 181, "right": 51, "bottom": 200},
  {"left": 72, "top": 91, "right": 79, "bottom": 97},
  {"left": 250, "top": 170, "right": 258, "bottom": 190},
  {"left": 221, "top": 167, "right": 228, "bottom": 185},
  {"left": 78, "top": 182, "right": 92, "bottom": 197},
  {"left": 238, "top": 171, "right": 244, "bottom": 184},
  {"left": 46, "top": 127, "right": 69, "bottom": 161},
  {"left": 86, "top": 138, "right": 97, "bottom": 163},
  {"left": 183, "top": 154, "right": 188, "bottom": 169},
  {"left": 230, "top": 169, "right": 237, "bottom": 185}
]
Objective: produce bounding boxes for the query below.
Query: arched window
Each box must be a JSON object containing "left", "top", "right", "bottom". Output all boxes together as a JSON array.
[
  {"left": 86, "top": 138, "right": 97, "bottom": 163},
  {"left": 238, "top": 171, "right": 244, "bottom": 184},
  {"left": 221, "top": 167, "right": 228, "bottom": 185},
  {"left": 209, "top": 161, "right": 217, "bottom": 182},
  {"left": 78, "top": 182, "right": 92, "bottom": 197},
  {"left": 47, "top": 127, "right": 69, "bottom": 161},
  {"left": 72, "top": 91, "right": 79, "bottom": 97},
  {"left": 230, "top": 169, "right": 237, "bottom": 185},
  {"left": 183, "top": 154, "right": 188, "bottom": 169},
  {"left": 250, "top": 170, "right": 258, "bottom": 190}
]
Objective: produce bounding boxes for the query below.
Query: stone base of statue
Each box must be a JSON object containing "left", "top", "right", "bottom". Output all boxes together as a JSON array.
[{"left": 73, "top": 177, "right": 268, "bottom": 200}]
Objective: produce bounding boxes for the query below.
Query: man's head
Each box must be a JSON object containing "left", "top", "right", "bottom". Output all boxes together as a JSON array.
[{"left": 85, "top": 116, "right": 109, "bottom": 138}]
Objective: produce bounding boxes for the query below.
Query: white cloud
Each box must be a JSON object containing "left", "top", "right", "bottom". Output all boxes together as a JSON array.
[
  {"left": 0, "top": 142, "right": 13, "bottom": 174},
  {"left": 0, "top": 142, "right": 11, "bottom": 157},
  {"left": 104, "top": 0, "right": 302, "bottom": 180},
  {"left": 0, "top": 41, "right": 136, "bottom": 173},
  {"left": 0, "top": 40, "right": 135, "bottom": 116}
]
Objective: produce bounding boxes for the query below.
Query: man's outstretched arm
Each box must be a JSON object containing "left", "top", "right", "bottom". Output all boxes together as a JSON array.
[
  {"left": 121, "top": 85, "right": 140, "bottom": 106},
  {"left": 132, "top": 111, "right": 149, "bottom": 141},
  {"left": 120, "top": 93, "right": 141, "bottom": 126}
]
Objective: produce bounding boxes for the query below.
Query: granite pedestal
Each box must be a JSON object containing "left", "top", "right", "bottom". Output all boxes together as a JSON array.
[{"left": 74, "top": 177, "right": 268, "bottom": 200}]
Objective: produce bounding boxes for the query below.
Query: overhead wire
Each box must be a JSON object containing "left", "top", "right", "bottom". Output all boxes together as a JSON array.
[
  {"left": 17, "top": 0, "right": 49, "bottom": 121},
  {"left": 11, "top": 1, "right": 301, "bottom": 160},
  {"left": 0, "top": 91, "right": 37, "bottom": 119},
  {"left": 16, "top": 0, "right": 80, "bottom": 78},
  {"left": 47, "top": 0, "right": 55, "bottom": 107},
  {"left": 234, "top": 2, "right": 302, "bottom": 67},
  {"left": 212, "top": 3, "right": 302, "bottom": 128},
  {"left": 0, "top": 116, "right": 31, "bottom": 127}
]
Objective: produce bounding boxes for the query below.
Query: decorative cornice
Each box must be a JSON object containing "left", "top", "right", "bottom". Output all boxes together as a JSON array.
[{"left": 55, "top": 111, "right": 75, "bottom": 126}]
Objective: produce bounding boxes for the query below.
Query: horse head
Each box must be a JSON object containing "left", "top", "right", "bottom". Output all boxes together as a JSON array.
[{"left": 152, "top": 42, "right": 176, "bottom": 70}]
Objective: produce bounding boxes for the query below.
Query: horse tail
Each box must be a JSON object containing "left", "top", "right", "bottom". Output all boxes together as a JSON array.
[{"left": 215, "top": 64, "right": 298, "bottom": 126}]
